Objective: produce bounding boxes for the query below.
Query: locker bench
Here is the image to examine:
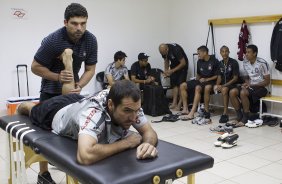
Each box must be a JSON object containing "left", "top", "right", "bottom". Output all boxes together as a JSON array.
[{"left": 0, "top": 115, "right": 214, "bottom": 184}]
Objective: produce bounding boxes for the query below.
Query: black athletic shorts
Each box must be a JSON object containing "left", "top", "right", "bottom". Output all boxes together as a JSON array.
[
  {"left": 187, "top": 79, "right": 215, "bottom": 91},
  {"left": 170, "top": 69, "right": 187, "bottom": 87},
  {"left": 238, "top": 86, "right": 268, "bottom": 103},
  {"left": 30, "top": 93, "right": 84, "bottom": 130}
]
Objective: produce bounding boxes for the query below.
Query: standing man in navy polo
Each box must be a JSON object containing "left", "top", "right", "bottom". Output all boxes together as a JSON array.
[
  {"left": 31, "top": 3, "right": 97, "bottom": 183},
  {"left": 159, "top": 43, "right": 188, "bottom": 110}
]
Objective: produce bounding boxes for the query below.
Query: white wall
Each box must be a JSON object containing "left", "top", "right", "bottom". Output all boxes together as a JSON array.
[
  {"left": 169, "top": 0, "right": 282, "bottom": 112},
  {"left": 0, "top": 0, "right": 169, "bottom": 115}
]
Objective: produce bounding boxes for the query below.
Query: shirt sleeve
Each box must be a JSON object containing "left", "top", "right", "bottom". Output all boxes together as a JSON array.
[
  {"left": 261, "top": 62, "right": 270, "bottom": 76},
  {"left": 232, "top": 59, "right": 240, "bottom": 76},
  {"left": 130, "top": 63, "right": 137, "bottom": 76},
  {"left": 132, "top": 108, "right": 148, "bottom": 129},
  {"left": 34, "top": 36, "right": 63, "bottom": 68},
  {"left": 85, "top": 34, "right": 98, "bottom": 66},
  {"left": 105, "top": 63, "right": 113, "bottom": 75}
]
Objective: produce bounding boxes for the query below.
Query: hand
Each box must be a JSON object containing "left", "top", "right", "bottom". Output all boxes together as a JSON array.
[
  {"left": 59, "top": 70, "right": 73, "bottom": 83},
  {"left": 69, "top": 83, "right": 82, "bottom": 94},
  {"left": 242, "top": 83, "right": 249, "bottom": 88},
  {"left": 145, "top": 78, "right": 152, "bottom": 84},
  {"left": 199, "top": 78, "right": 206, "bottom": 83},
  {"left": 136, "top": 142, "right": 158, "bottom": 159},
  {"left": 124, "top": 133, "right": 142, "bottom": 149},
  {"left": 149, "top": 76, "right": 155, "bottom": 82},
  {"left": 216, "top": 85, "right": 222, "bottom": 92}
]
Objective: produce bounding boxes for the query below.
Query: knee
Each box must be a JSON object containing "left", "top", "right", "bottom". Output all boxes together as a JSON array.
[
  {"left": 240, "top": 89, "right": 248, "bottom": 97},
  {"left": 221, "top": 87, "right": 228, "bottom": 95},
  {"left": 204, "top": 85, "right": 212, "bottom": 93},
  {"left": 229, "top": 89, "right": 238, "bottom": 97},
  {"left": 180, "top": 82, "right": 187, "bottom": 91},
  {"left": 195, "top": 86, "right": 202, "bottom": 93}
]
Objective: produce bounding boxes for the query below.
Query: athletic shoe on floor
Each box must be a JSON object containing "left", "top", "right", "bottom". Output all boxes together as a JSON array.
[
  {"left": 245, "top": 119, "right": 263, "bottom": 128},
  {"left": 221, "top": 134, "right": 239, "bottom": 149},
  {"left": 37, "top": 171, "right": 56, "bottom": 184},
  {"left": 214, "top": 133, "right": 230, "bottom": 147},
  {"left": 219, "top": 114, "right": 229, "bottom": 123},
  {"left": 210, "top": 125, "right": 233, "bottom": 134}
]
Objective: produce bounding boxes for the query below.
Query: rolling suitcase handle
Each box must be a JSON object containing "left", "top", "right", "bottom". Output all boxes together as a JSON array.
[{"left": 16, "top": 64, "right": 29, "bottom": 97}]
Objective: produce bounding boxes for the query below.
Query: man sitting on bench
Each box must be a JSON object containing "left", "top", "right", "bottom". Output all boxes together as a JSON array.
[{"left": 17, "top": 80, "right": 158, "bottom": 166}]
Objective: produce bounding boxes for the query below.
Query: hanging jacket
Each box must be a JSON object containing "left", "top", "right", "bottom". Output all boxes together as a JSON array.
[
  {"left": 237, "top": 21, "right": 251, "bottom": 61},
  {"left": 270, "top": 18, "right": 282, "bottom": 72}
]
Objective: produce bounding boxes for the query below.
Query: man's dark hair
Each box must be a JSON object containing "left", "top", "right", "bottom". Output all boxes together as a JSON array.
[
  {"left": 247, "top": 44, "right": 258, "bottom": 56},
  {"left": 220, "top": 45, "right": 229, "bottom": 52},
  {"left": 64, "top": 3, "right": 88, "bottom": 21},
  {"left": 107, "top": 80, "right": 140, "bottom": 106},
  {"left": 114, "top": 51, "right": 127, "bottom": 62},
  {"left": 197, "top": 45, "right": 209, "bottom": 53}
]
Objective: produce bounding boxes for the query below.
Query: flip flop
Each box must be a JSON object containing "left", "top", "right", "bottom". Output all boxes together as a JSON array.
[
  {"left": 226, "top": 120, "right": 244, "bottom": 128},
  {"left": 180, "top": 116, "right": 194, "bottom": 121}
]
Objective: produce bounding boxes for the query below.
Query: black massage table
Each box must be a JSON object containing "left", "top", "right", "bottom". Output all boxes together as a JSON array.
[{"left": 0, "top": 115, "right": 214, "bottom": 184}]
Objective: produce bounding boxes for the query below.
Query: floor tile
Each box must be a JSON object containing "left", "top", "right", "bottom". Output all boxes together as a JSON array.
[
  {"left": 208, "top": 161, "right": 249, "bottom": 179},
  {"left": 230, "top": 171, "right": 281, "bottom": 184},
  {"left": 227, "top": 154, "right": 271, "bottom": 170},
  {"left": 249, "top": 148, "right": 282, "bottom": 162},
  {"left": 255, "top": 163, "right": 282, "bottom": 180}
]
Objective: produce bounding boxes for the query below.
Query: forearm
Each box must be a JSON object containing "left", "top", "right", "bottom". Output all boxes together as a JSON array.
[
  {"left": 77, "top": 70, "right": 95, "bottom": 88},
  {"left": 171, "top": 61, "right": 185, "bottom": 73},
  {"left": 32, "top": 65, "right": 59, "bottom": 81},
  {"left": 223, "top": 76, "right": 238, "bottom": 87},
  {"left": 205, "top": 75, "right": 217, "bottom": 82},
  {"left": 141, "top": 130, "right": 158, "bottom": 146},
  {"left": 164, "top": 60, "right": 169, "bottom": 71},
  {"left": 250, "top": 80, "right": 269, "bottom": 87},
  {"left": 77, "top": 139, "right": 131, "bottom": 165}
]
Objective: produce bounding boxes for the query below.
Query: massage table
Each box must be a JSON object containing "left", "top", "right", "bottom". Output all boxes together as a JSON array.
[{"left": 0, "top": 115, "right": 214, "bottom": 184}]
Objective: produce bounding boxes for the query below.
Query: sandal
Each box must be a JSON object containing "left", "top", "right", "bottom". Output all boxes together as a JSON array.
[{"left": 226, "top": 120, "right": 244, "bottom": 128}]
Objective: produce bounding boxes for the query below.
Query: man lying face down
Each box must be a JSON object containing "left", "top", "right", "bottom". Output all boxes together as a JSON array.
[{"left": 17, "top": 80, "right": 158, "bottom": 165}]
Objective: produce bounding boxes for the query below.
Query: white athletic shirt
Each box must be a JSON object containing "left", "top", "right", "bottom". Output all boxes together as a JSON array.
[
  {"left": 243, "top": 57, "right": 270, "bottom": 85},
  {"left": 51, "top": 89, "right": 147, "bottom": 143}
]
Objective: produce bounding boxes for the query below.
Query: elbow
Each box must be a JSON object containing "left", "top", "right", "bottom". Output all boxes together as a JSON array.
[{"left": 77, "top": 152, "right": 98, "bottom": 165}]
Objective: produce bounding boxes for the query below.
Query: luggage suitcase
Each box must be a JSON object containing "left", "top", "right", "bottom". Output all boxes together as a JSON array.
[
  {"left": 142, "top": 85, "right": 171, "bottom": 117},
  {"left": 6, "top": 64, "right": 39, "bottom": 115}
]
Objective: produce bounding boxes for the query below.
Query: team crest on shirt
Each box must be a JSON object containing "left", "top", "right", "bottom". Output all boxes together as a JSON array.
[
  {"left": 228, "top": 65, "right": 232, "bottom": 71},
  {"left": 208, "top": 64, "right": 212, "bottom": 70},
  {"left": 135, "top": 117, "right": 141, "bottom": 124}
]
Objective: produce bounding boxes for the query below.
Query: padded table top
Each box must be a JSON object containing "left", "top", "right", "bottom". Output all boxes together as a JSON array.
[{"left": 0, "top": 115, "right": 214, "bottom": 184}]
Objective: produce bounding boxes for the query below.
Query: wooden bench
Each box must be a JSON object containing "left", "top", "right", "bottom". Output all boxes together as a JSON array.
[{"left": 260, "top": 79, "right": 282, "bottom": 118}]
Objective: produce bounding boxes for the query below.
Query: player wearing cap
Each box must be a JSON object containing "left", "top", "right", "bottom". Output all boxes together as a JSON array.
[{"left": 130, "top": 52, "right": 156, "bottom": 90}]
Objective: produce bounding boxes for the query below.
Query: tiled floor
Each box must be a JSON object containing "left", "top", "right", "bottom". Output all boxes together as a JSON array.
[{"left": 0, "top": 111, "right": 282, "bottom": 184}]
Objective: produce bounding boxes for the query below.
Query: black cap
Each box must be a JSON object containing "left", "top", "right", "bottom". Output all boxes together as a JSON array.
[{"left": 138, "top": 53, "right": 150, "bottom": 60}]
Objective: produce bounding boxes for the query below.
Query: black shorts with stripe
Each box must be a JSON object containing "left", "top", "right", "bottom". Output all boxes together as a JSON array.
[{"left": 30, "top": 94, "right": 84, "bottom": 130}]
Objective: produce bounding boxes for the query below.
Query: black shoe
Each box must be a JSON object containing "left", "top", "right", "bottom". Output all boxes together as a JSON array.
[
  {"left": 219, "top": 114, "right": 229, "bottom": 123},
  {"left": 37, "top": 171, "right": 56, "bottom": 184},
  {"left": 203, "top": 111, "right": 210, "bottom": 119}
]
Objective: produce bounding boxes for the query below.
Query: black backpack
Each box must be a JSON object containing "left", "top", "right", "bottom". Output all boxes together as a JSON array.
[{"left": 142, "top": 85, "right": 171, "bottom": 116}]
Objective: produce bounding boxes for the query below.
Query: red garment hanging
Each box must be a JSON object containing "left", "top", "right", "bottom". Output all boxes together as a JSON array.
[{"left": 237, "top": 20, "right": 251, "bottom": 61}]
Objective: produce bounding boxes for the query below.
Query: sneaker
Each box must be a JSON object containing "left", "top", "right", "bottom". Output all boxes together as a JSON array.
[
  {"left": 210, "top": 125, "right": 233, "bottom": 134},
  {"left": 37, "top": 171, "right": 56, "bottom": 184},
  {"left": 246, "top": 119, "right": 263, "bottom": 128},
  {"left": 219, "top": 114, "right": 229, "bottom": 123},
  {"left": 214, "top": 133, "right": 229, "bottom": 147},
  {"left": 203, "top": 111, "right": 211, "bottom": 119},
  {"left": 221, "top": 134, "right": 239, "bottom": 148}
]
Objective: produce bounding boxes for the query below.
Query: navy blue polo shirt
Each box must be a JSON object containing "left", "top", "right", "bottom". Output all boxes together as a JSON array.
[
  {"left": 218, "top": 57, "right": 239, "bottom": 85},
  {"left": 34, "top": 27, "right": 98, "bottom": 94}
]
